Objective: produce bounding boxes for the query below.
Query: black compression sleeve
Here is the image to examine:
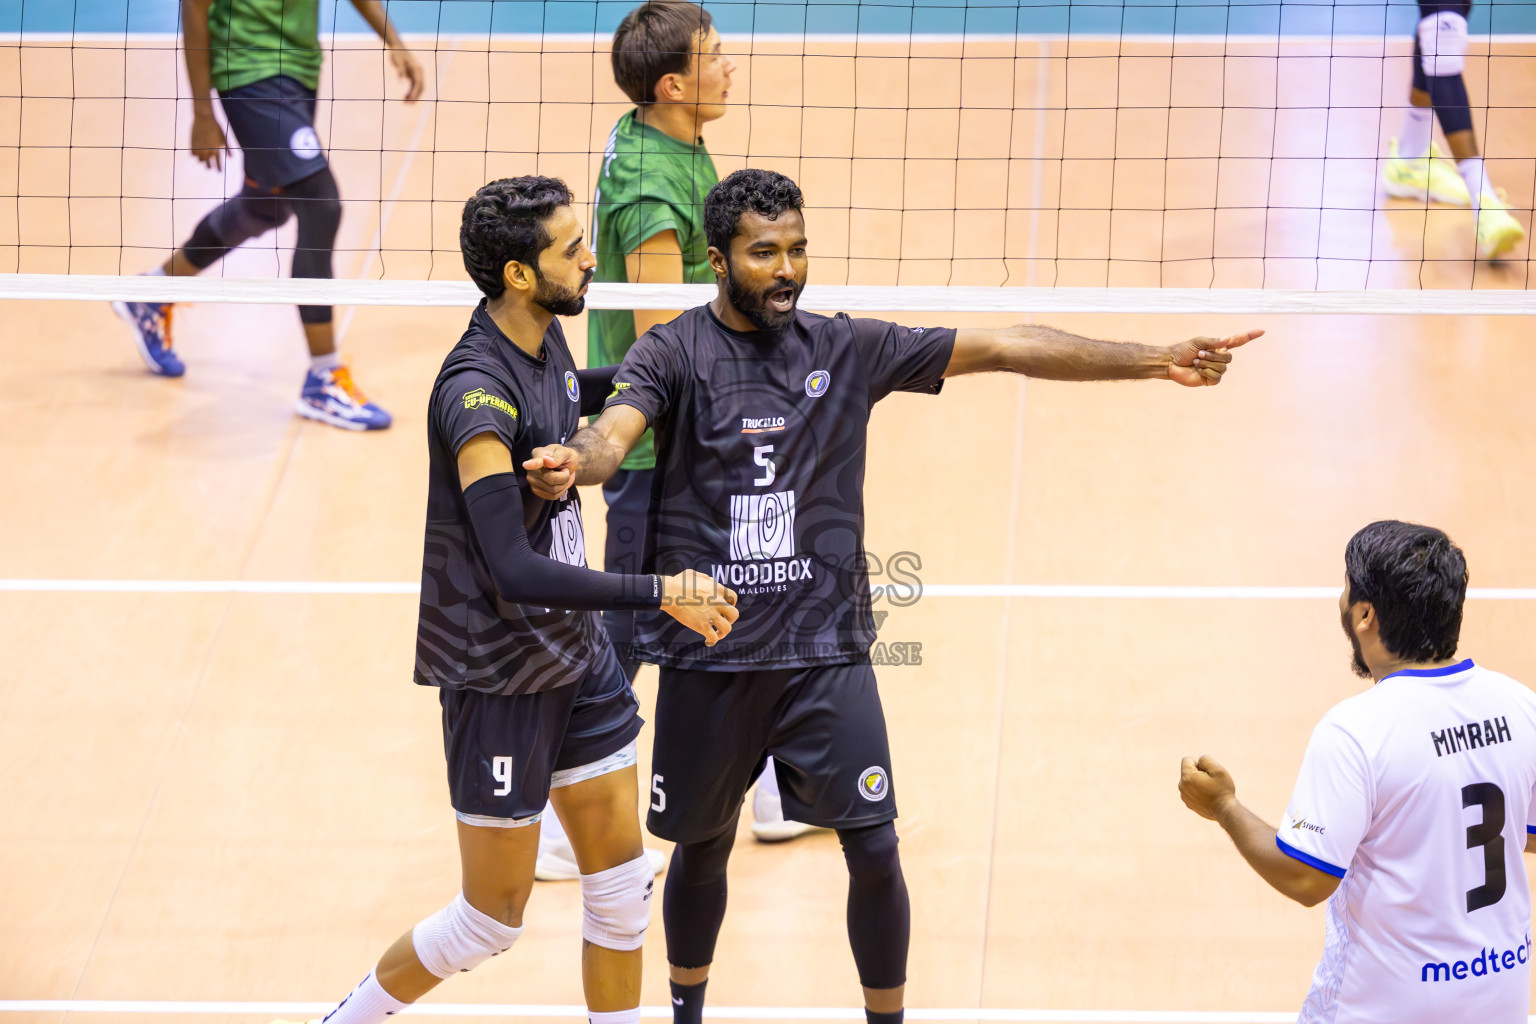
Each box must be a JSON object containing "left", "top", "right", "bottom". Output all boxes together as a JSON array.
[
  {"left": 465, "top": 472, "right": 662, "bottom": 611},
  {"left": 578, "top": 365, "right": 620, "bottom": 417}
]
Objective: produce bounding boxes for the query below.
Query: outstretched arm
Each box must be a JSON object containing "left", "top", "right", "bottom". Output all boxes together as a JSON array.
[
  {"left": 1179, "top": 755, "right": 1341, "bottom": 908},
  {"left": 521, "top": 403, "right": 650, "bottom": 501},
  {"left": 944, "top": 325, "right": 1263, "bottom": 386}
]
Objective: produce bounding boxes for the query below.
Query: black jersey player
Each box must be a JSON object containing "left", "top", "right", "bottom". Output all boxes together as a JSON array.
[
  {"left": 289, "top": 177, "right": 736, "bottom": 1024},
  {"left": 522, "top": 168, "right": 1261, "bottom": 1024}
]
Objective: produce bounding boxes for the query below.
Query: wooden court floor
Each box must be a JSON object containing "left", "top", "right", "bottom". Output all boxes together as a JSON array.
[{"left": 5, "top": 32, "right": 1536, "bottom": 1024}]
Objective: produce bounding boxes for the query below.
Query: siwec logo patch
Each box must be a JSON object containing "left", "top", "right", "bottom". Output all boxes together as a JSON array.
[{"left": 290, "top": 126, "right": 322, "bottom": 160}]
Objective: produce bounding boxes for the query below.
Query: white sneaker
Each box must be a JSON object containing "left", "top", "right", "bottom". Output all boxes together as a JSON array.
[
  {"left": 535, "top": 840, "right": 668, "bottom": 881},
  {"left": 751, "top": 783, "right": 819, "bottom": 843}
]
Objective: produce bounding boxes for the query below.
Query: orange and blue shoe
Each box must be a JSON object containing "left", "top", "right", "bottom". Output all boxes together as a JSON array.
[
  {"left": 296, "top": 363, "right": 393, "bottom": 431},
  {"left": 111, "top": 299, "right": 184, "bottom": 377}
]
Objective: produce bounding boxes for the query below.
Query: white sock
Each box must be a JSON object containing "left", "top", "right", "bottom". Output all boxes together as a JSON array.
[
  {"left": 311, "top": 351, "right": 343, "bottom": 373},
  {"left": 758, "top": 756, "right": 782, "bottom": 799},
  {"left": 320, "top": 969, "right": 409, "bottom": 1024},
  {"left": 589, "top": 1009, "right": 641, "bottom": 1024},
  {"left": 1400, "top": 105, "right": 1434, "bottom": 158},
  {"left": 538, "top": 800, "right": 572, "bottom": 857},
  {"left": 145, "top": 265, "right": 166, "bottom": 277},
  {"left": 1457, "top": 158, "right": 1496, "bottom": 209}
]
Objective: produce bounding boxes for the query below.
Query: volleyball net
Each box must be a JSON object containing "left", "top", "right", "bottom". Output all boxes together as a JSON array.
[{"left": 2, "top": 0, "right": 1534, "bottom": 315}]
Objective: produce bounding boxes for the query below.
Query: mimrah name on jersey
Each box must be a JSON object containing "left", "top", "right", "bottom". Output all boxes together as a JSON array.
[{"left": 1431, "top": 716, "right": 1513, "bottom": 758}]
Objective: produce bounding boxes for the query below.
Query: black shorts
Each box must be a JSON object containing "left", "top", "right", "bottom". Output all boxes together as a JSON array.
[
  {"left": 441, "top": 654, "right": 644, "bottom": 826},
  {"left": 219, "top": 74, "right": 329, "bottom": 191},
  {"left": 646, "top": 658, "right": 895, "bottom": 843}
]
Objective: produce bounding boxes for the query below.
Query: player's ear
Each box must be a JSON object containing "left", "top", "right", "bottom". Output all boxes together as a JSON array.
[
  {"left": 502, "top": 259, "right": 535, "bottom": 296},
  {"left": 707, "top": 246, "right": 727, "bottom": 279},
  {"left": 653, "top": 73, "right": 684, "bottom": 105}
]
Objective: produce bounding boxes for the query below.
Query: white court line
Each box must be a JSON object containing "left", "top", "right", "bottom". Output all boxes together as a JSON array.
[
  {"left": 3, "top": 580, "right": 1536, "bottom": 599},
  {"left": 0, "top": 1002, "right": 1300, "bottom": 1022}
]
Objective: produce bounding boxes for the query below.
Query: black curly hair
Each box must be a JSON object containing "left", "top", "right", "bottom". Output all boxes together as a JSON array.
[
  {"left": 704, "top": 168, "right": 804, "bottom": 255},
  {"left": 460, "top": 176, "right": 573, "bottom": 298},
  {"left": 1345, "top": 520, "right": 1468, "bottom": 663}
]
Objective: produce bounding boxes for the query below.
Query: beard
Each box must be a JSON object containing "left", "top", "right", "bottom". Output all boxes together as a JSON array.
[
  {"left": 1340, "top": 605, "right": 1370, "bottom": 678},
  {"left": 534, "top": 268, "right": 593, "bottom": 317},
  {"left": 725, "top": 261, "right": 803, "bottom": 334}
]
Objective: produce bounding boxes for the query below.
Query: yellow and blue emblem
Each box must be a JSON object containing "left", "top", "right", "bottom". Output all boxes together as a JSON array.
[
  {"left": 857, "top": 765, "right": 889, "bottom": 802},
  {"left": 804, "top": 369, "right": 830, "bottom": 398},
  {"left": 564, "top": 370, "right": 579, "bottom": 402}
]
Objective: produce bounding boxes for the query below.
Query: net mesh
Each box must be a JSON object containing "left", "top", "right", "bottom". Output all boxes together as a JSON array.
[{"left": 1, "top": 0, "right": 1533, "bottom": 311}]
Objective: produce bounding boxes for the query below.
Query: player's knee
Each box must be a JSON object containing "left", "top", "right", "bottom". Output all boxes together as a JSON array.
[
  {"left": 838, "top": 822, "right": 903, "bottom": 888},
  {"left": 673, "top": 826, "right": 736, "bottom": 882},
  {"left": 1418, "top": 11, "right": 1468, "bottom": 77},
  {"left": 287, "top": 167, "right": 343, "bottom": 241},
  {"left": 207, "top": 192, "right": 289, "bottom": 248},
  {"left": 411, "top": 892, "right": 523, "bottom": 979},
  {"left": 580, "top": 852, "right": 655, "bottom": 951}
]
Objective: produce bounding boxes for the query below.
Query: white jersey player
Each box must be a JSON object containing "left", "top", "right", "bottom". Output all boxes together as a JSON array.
[{"left": 1180, "top": 520, "right": 1536, "bottom": 1024}]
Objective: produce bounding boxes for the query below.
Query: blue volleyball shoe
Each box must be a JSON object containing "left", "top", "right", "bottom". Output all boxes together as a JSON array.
[
  {"left": 296, "top": 364, "right": 393, "bottom": 431},
  {"left": 112, "top": 299, "right": 185, "bottom": 377}
]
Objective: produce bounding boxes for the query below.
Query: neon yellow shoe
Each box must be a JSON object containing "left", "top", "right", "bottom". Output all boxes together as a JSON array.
[
  {"left": 1475, "top": 196, "right": 1526, "bottom": 261},
  {"left": 1382, "top": 138, "right": 1472, "bottom": 207}
]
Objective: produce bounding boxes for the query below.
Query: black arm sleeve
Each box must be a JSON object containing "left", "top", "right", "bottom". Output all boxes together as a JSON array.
[
  {"left": 578, "top": 365, "right": 620, "bottom": 417},
  {"left": 465, "top": 473, "right": 662, "bottom": 611}
]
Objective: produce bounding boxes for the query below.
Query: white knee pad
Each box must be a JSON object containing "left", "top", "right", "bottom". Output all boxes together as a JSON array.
[
  {"left": 580, "top": 853, "right": 655, "bottom": 951},
  {"left": 412, "top": 892, "right": 523, "bottom": 979},
  {"left": 1419, "top": 11, "right": 1468, "bottom": 77}
]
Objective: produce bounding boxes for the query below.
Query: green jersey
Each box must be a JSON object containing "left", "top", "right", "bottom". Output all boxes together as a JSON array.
[
  {"left": 208, "top": 0, "right": 323, "bottom": 94},
  {"left": 589, "top": 110, "right": 718, "bottom": 471}
]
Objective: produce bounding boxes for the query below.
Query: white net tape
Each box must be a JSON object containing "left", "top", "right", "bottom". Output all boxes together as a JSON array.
[{"left": 6, "top": 274, "right": 1536, "bottom": 315}]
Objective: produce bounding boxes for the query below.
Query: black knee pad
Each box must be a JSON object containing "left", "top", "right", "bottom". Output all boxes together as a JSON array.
[
  {"left": 214, "top": 189, "right": 292, "bottom": 241},
  {"left": 663, "top": 825, "right": 738, "bottom": 970},
  {"left": 671, "top": 824, "right": 737, "bottom": 881},
  {"left": 183, "top": 187, "right": 291, "bottom": 270},
  {"left": 838, "top": 821, "right": 902, "bottom": 885}
]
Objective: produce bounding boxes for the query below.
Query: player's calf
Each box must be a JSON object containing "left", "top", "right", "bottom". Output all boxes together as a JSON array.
[{"left": 839, "top": 822, "right": 910, "bottom": 1023}]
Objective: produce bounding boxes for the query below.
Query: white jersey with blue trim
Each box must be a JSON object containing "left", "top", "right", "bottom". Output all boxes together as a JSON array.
[{"left": 1278, "top": 660, "right": 1536, "bottom": 1024}]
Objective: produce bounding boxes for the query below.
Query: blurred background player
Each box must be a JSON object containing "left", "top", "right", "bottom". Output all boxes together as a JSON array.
[
  {"left": 112, "top": 0, "right": 423, "bottom": 430},
  {"left": 1381, "top": 1, "right": 1525, "bottom": 260},
  {"left": 277, "top": 176, "right": 738, "bottom": 1024},
  {"left": 536, "top": 0, "right": 800, "bottom": 882},
  {"left": 1181, "top": 521, "right": 1536, "bottom": 1024}
]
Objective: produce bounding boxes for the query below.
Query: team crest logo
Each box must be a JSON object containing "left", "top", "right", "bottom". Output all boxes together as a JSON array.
[
  {"left": 564, "top": 370, "right": 579, "bottom": 402},
  {"left": 805, "top": 370, "right": 830, "bottom": 398},
  {"left": 290, "top": 126, "right": 322, "bottom": 160},
  {"left": 857, "top": 766, "right": 889, "bottom": 802}
]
